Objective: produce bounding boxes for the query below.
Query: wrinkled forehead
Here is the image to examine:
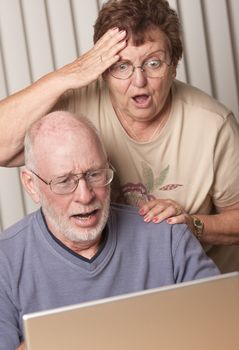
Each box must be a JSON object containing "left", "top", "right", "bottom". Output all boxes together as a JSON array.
[
  {"left": 118, "top": 30, "right": 171, "bottom": 62},
  {"left": 127, "top": 26, "right": 169, "bottom": 46},
  {"left": 126, "top": 28, "right": 172, "bottom": 58},
  {"left": 33, "top": 129, "right": 107, "bottom": 175}
]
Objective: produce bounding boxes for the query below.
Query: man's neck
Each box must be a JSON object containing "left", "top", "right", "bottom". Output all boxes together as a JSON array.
[
  {"left": 64, "top": 239, "right": 101, "bottom": 259},
  {"left": 41, "top": 209, "right": 104, "bottom": 259}
]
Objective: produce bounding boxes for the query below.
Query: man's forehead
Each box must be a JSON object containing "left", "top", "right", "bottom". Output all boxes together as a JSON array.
[
  {"left": 36, "top": 139, "right": 106, "bottom": 176},
  {"left": 36, "top": 127, "right": 97, "bottom": 151}
]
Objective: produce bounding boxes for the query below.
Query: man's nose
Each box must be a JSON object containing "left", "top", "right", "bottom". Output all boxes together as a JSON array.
[{"left": 73, "top": 178, "right": 95, "bottom": 204}]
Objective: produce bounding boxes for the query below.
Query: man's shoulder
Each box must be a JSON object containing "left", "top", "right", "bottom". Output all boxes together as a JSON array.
[
  {"left": 110, "top": 202, "right": 139, "bottom": 215},
  {"left": 109, "top": 203, "right": 187, "bottom": 237},
  {"left": 0, "top": 210, "right": 39, "bottom": 246},
  {"left": 110, "top": 203, "right": 147, "bottom": 224}
]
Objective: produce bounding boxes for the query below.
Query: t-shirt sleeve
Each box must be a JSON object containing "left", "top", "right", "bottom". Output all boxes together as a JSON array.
[
  {"left": 0, "top": 254, "right": 22, "bottom": 349},
  {"left": 51, "top": 80, "right": 103, "bottom": 125},
  {"left": 172, "top": 225, "right": 220, "bottom": 282},
  {"left": 212, "top": 113, "right": 239, "bottom": 207}
]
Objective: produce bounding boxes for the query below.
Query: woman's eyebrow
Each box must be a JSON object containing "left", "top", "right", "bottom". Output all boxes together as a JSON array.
[
  {"left": 119, "top": 49, "right": 167, "bottom": 62},
  {"left": 143, "top": 49, "right": 167, "bottom": 59}
]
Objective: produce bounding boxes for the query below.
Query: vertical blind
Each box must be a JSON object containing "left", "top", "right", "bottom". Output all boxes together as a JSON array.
[{"left": 0, "top": 0, "right": 238, "bottom": 231}]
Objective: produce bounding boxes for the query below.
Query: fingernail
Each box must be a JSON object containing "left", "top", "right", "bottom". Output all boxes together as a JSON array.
[
  {"left": 153, "top": 218, "right": 159, "bottom": 223},
  {"left": 111, "top": 27, "right": 119, "bottom": 32},
  {"left": 144, "top": 216, "right": 151, "bottom": 223},
  {"left": 167, "top": 218, "right": 172, "bottom": 224},
  {"left": 139, "top": 209, "right": 145, "bottom": 215}
]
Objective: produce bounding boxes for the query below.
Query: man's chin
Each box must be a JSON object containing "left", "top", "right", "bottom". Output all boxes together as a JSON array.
[
  {"left": 63, "top": 220, "right": 107, "bottom": 243},
  {"left": 42, "top": 193, "right": 110, "bottom": 245}
]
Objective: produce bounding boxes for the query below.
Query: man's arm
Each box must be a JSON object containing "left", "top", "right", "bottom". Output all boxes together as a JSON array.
[
  {"left": 0, "top": 28, "right": 126, "bottom": 167},
  {"left": 16, "top": 342, "right": 25, "bottom": 350},
  {"left": 172, "top": 224, "right": 220, "bottom": 283}
]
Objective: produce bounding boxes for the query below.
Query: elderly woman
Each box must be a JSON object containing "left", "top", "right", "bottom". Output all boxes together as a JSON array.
[{"left": 0, "top": 0, "right": 239, "bottom": 273}]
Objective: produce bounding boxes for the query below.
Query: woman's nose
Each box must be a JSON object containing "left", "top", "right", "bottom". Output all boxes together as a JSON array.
[{"left": 131, "top": 66, "right": 148, "bottom": 87}]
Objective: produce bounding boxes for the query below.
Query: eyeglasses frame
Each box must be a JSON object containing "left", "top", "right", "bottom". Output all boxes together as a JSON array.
[
  {"left": 109, "top": 58, "right": 171, "bottom": 80},
  {"left": 29, "top": 164, "right": 115, "bottom": 195}
]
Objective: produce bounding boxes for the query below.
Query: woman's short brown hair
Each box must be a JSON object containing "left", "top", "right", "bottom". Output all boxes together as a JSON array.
[{"left": 94, "top": 0, "right": 182, "bottom": 65}]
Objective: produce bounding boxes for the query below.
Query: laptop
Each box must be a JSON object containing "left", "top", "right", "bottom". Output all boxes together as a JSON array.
[{"left": 23, "top": 272, "right": 239, "bottom": 350}]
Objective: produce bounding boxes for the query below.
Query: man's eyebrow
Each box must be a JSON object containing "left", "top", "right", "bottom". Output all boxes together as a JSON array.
[
  {"left": 52, "top": 172, "right": 71, "bottom": 179},
  {"left": 52, "top": 163, "right": 108, "bottom": 179}
]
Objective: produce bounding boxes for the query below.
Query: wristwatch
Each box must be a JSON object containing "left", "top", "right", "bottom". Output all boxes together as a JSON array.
[{"left": 191, "top": 215, "right": 204, "bottom": 241}]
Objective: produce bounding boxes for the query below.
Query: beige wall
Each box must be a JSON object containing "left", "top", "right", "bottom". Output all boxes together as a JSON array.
[{"left": 0, "top": 0, "right": 239, "bottom": 231}]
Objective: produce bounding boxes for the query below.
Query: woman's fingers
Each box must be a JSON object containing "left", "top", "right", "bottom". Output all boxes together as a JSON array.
[
  {"left": 139, "top": 199, "right": 185, "bottom": 224},
  {"left": 93, "top": 28, "right": 127, "bottom": 67},
  {"left": 57, "top": 28, "right": 127, "bottom": 89}
]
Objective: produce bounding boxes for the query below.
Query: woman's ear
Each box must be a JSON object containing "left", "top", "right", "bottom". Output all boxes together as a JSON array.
[
  {"left": 102, "top": 71, "right": 107, "bottom": 81},
  {"left": 172, "top": 64, "right": 177, "bottom": 79},
  {"left": 20, "top": 168, "right": 41, "bottom": 204}
]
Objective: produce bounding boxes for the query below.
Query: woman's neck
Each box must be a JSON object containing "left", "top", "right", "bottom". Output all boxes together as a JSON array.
[{"left": 115, "top": 94, "right": 172, "bottom": 142}]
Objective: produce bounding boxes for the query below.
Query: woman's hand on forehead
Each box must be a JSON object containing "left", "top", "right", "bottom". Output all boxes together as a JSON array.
[{"left": 56, "top": 28, "right": 127, "bottom": 90}]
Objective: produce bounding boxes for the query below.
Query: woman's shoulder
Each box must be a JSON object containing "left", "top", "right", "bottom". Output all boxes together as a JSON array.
[{"left": 173, "top": 80, "right": 231, "bottom": 120}]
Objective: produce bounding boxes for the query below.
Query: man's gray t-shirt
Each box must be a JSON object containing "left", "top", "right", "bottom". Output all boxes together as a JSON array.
[{"left": 0, "top": 203, "right": 219, "bottom": 349}]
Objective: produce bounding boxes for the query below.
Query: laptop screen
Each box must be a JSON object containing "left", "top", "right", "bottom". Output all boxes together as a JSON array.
[{"left": 23, "top": 272, "right": 239, "bottom": 350}]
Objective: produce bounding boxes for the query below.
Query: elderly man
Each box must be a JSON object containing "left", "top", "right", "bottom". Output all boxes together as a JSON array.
[{"left": 0, "top": 111, "right": 219, "bottom": 350}]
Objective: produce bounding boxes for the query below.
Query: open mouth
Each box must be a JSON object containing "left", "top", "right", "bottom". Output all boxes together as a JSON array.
[
  {"left": 71, "top": 209, "right": 99, "bottom": 220},
  {"left": 132, "top": 94, "right": 150, "bottom": 105}
]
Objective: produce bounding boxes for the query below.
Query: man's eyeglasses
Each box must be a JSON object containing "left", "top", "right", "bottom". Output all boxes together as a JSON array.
[
  {"left": 109, "top": 58, "right": 171, "bottom": 80},
  {"left": 30, "top": 166, "right": 114, "bottom": 195}
]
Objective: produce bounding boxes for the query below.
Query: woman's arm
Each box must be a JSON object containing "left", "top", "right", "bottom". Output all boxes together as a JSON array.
[
  {"left": 0, "top": 73, "right": 67, "bottom": 166},
  {"left": 139, "top": 199, "right": 239, "bottom": 245},
  {"left": 0, "top": 28, "right": 126, "bottom": 167},
  {"left": 193, "top": 202, "right": 239, "bottom": 245}
]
